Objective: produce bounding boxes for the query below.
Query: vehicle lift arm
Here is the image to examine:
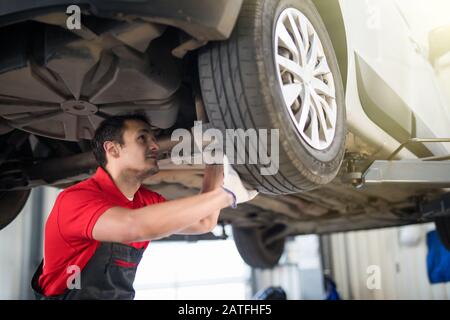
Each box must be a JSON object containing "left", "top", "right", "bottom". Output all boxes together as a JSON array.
[{"left": 357, "top": 138, "right": 450, "bottom": 220}]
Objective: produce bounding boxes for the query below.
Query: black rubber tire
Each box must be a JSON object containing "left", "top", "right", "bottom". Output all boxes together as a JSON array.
[
  {"left": 435, "top": 217, "right": 450, "bottom": 251},
  {"left": 198, "top": 0, "right": 346, "bottom": 194},
  {"left": 0, "top": 190, "right": 31, "bottom": 230},
  {"left": 232, "top": 225, "right": 286, "bottom": 268}
]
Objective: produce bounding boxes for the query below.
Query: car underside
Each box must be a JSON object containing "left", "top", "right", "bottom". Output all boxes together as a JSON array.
[{"left": 1, "top": 0, "right": 448, "bottom": 268}]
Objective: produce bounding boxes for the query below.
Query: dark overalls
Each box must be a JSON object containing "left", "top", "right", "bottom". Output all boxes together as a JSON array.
[{"left": 31, "top": 242, "right": 145, "bottom": 300}]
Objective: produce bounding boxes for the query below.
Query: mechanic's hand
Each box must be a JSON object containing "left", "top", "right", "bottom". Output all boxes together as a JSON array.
[
  {"left": 202, "top": 164, "right": 224, "bottom": 192},
  {"left": 222, "top": 155, "right": 258, "bottom": 208}
]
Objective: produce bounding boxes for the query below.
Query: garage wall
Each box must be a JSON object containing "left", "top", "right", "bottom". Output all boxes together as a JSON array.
[
  {"left": 0, "top": 188, "right": 46, "bottom": 299},
  {"left": 0, "top": 197, "right": 30, "bottom": 299},
  {"left": 0, "top": 187, "right": 58, "bottom": 300},
  {"left": 329, "top": 223, "right": 450, "bottom": 299}
]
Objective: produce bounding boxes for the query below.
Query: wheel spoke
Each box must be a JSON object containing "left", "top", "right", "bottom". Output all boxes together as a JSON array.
[
  {"left": 308, "top": 33, "right": 319, "bottom": 68},
  {"left": 313, "top": 57, "right": 331, "bottom": 76},
  {"left": 310, "top": 90, "right": 330, "bottom": 141},
  {"left": 298, "top": 13, "right": 310, "bottom": 53},
  {"left": 310, "top": 107, "right": 320, "bottom": 146},
  {"left": 311, "top": 77, "right": 334, "bottom": 98},
  {"left": 287, "top": 12, "right": 307, "bottom": 65},
  {"left": 310, "top": 89, "right": 336, "bottom": 123},
  {"left": 277, "top": 22, "right": 299, "bottom": 60},
  {"left": 282, "top": 83, "right": 303, "bottom": 108},
  {"left": 297, "top": 88, "right": 311, "bottom": 131},
  {"left": 3, "top": 110, "right": 62, "bottom": 126},
  {"left": 63, "top": 113, "right": 79, "bottom": 141},
  {"left": 277, "top": 55, "right": 307, "bottom": 81}
]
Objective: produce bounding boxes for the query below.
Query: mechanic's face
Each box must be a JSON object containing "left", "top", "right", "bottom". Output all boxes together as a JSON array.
[{"left": 114, "top": 120, "right": 159, "bottom": 177}]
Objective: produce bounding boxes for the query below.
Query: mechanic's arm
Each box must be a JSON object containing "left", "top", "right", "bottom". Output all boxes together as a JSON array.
[
  {"left": 92, "top": 186, "right": 233, "bottom": 243},
  {"left": 175, "top": 165, "right": 224, "bottom": 235}
]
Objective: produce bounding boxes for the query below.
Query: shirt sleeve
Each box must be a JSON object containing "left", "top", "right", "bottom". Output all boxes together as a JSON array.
[
  {"left": 140, "top": 186, "right": 166, "bottom": 204},
  {"left": 57, "top": 189, "right": 115, "bottom": 242},
  {"left": 155, "top": 192, "right": 166, "bottom": 203}
]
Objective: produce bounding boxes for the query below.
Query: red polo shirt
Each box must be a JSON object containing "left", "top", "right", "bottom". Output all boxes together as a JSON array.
[{"left": 38, "top": 167, "right": 165, "bottom": 296}]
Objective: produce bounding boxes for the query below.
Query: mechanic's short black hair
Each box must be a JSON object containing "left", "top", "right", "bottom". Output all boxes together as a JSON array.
[{"left": 91, "top": 113, "right": 151, "bottom": 169}]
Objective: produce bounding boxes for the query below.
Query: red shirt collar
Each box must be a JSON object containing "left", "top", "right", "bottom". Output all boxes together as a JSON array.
[{"left": 92, "top": 167, "right": 135, "bottom": 205}]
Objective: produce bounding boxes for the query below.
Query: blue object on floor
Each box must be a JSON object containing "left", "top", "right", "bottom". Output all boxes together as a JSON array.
[
  {"left": 426, "top": 230, "right": 450, "bottom": 284},
  {"left": 324, "top": 275, "right": 341, "bottom": 300},
  {"left": 253, "top": 286, "right": 287, "bottom": 300}
]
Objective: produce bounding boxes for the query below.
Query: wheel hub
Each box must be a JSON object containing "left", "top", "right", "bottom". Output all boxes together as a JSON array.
[
  {"left": 61, "top": 100, "right": 98, "bottom": 116},
  {"left": 304, "top": 67, "right": 313, "bottom": 83}
]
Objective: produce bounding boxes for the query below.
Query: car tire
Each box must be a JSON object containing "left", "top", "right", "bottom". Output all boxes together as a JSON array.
[
  {"left": 435, "top": 217, "right": 450, "bottom": 251},
  {"left": 0, "top": 190, "right": 31, "bottom": 230},
  {"left": 198, "top": 0, "right": 346, "bottom": 194},
  {"left": 232, "top": 225, "right": 286, "bottom": 268}
]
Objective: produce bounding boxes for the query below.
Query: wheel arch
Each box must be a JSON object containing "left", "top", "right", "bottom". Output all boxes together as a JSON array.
[{"left": 311, "top": 0, "right": 348, "bottom": 93}]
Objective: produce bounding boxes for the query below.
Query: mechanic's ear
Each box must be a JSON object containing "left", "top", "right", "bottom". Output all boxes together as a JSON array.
[{"left": 103, "top": 141, "right": 120, "bottom": 159}]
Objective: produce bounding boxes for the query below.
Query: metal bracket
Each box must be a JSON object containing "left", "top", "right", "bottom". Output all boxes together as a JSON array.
[
  {"left": 363, "top": 160, "right": 450, "bottom": 186},
  {"left": 358, "top": 138, "right": 450, "bottom": 187}
]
